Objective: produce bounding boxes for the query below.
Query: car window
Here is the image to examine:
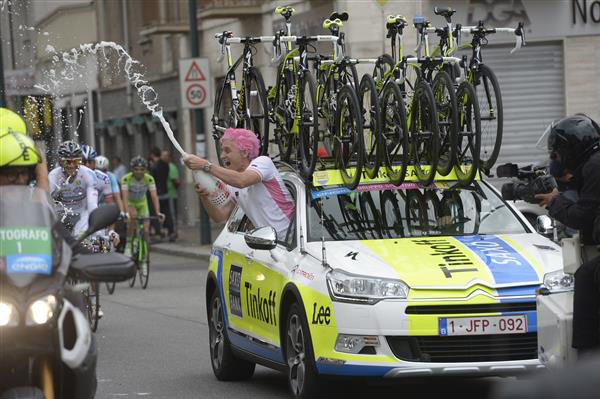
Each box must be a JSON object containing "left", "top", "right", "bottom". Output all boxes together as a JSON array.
[
  {"left": 306, "top": 182, "right": 528, "bottom": 242},
  {"left": 226, "top": 182, "right": 297, "bottom": 250}
]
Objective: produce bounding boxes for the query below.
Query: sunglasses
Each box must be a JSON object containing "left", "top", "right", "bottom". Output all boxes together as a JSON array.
[
  {"left": 61, "top": 158, "right": 81, "bottom": 165},
  {"left": 133, "top": 167, "right": 146, "bottom": 172}
]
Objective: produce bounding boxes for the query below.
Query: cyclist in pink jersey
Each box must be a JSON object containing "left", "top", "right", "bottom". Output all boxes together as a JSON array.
[{"left": 184, "top": 128, "right": 294, "bottom": 240}]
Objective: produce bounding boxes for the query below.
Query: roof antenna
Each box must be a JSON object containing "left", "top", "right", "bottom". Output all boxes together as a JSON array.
[{"left": 320, "top": 197, "right": 328, "bottom": 268}]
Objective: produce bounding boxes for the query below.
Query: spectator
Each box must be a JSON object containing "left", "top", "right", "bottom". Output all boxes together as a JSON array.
[
  {"left": 149, "top": 147, "right": 173, "bottom": 240},
  {"left": 162, "top": 150, "right": 180, "bottom": 241},
  {"left": 112, "top": 156, "right": 127, "bottom": 182}
]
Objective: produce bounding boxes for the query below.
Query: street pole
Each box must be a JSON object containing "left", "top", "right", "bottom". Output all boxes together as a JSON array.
[{"left": 188, "top": 0, "right": 211, "bottom": 245}]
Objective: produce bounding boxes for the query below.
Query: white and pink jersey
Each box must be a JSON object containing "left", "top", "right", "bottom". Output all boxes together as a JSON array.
[{"left": 227, "top": 156, "right": 294, "bottom": 240}]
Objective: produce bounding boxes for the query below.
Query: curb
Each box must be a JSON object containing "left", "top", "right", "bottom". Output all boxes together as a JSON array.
[{"left": 151, "top": 244, "right": 211, "bottom": 261}]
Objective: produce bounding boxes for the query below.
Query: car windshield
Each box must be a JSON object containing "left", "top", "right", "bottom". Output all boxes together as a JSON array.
[{"left": 306, "top": 181, "right": 528, "bottom": 242}]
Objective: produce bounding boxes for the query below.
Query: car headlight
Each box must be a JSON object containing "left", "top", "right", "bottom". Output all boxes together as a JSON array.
[
  {"left": 26, "top": 295, "right": 57, "bottom": 326},
  {"left": 327, "top": 269, "right": 409, "bottom": 304},
  {"left": 543, "top": 271, "right": 574, "bottom": 293},
  {"left": 0, "top": 301, "right": 19, "bottom": 327}
]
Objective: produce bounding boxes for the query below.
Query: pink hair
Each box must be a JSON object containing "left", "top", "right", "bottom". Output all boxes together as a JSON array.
[{"left": 220, "top": 128, "right": 260, "bottom": 159}]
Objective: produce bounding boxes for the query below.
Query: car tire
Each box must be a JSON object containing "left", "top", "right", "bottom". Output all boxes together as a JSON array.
[
  {"left": 285, "top": 302, "right": 321, "bottom": 399},
  {"left": 208, "top": 290, "right": 255, "bottom": 381}
]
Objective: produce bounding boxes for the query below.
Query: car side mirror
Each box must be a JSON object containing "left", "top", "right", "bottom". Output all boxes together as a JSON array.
[
  {"left": 536, "top": 215, "right": 554, "bottom": 236},
  {"left": 244, "top": 226, "right": 277, "bottom": 251}
]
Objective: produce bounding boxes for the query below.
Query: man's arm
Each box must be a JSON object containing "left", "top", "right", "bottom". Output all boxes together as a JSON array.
[
  {"left": 121, "top": 187, "right": 129, "bottom": 208},
  {"left": 195, "top": 185, "right": 236, "bottom": 223},
  {"left": 547, "top": 164, "right": 600, "bottom": 230},
  {"left": 149, "top": 188, "right": 162, "bottom": 218},
  {"left": 183, "top": 154, "right": 260, "bottom": 188}
]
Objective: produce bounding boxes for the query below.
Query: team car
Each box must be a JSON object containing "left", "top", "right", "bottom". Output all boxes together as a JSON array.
[{"left": 205, "top": 167, "right": 571, "bottom": 398}]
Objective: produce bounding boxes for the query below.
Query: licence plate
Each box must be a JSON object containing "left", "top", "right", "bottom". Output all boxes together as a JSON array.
[{"left": 439, "top": 314, "right": 528, "bottom": 336}]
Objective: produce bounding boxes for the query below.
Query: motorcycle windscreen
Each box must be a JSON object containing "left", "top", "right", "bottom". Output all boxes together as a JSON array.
[{"left": 0, "top": 185, "right": 62, "bottom": 288}]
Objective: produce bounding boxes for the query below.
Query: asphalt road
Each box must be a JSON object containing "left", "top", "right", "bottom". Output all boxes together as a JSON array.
[{"left": 94, "top": 252, "right": 511, "bottom": 399}]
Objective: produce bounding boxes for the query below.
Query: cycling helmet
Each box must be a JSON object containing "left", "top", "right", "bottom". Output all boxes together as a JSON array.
[
  {"left": 0, "top": 131, "right": 40, "bottom": 167},
  {"left": 95, "top": 155, "right": 109, "bottom": 171},
  {"left": 80, "top": 144, "right": 97, "bottom": 161},
  {"left": 58, "top": 140, "right": 82, "bottom": 159},
  {"left": 0, "top": 108, "right": 27, "bottom": 136},
  {"left": 537, "top": 114, "right": 600, "bottom": 170},
  {"left": 130, "top": 155, "right": 148, "bottom": 169}
]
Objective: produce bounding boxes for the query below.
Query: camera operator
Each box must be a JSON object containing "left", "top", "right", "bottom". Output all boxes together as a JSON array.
[{"left": 535, "top": 114, "right": 600, "bottom": 356}]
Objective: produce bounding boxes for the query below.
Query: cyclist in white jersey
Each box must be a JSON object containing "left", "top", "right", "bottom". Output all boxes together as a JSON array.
[{"left": 49, "top": 141, "right": 98, "bottom": 238}]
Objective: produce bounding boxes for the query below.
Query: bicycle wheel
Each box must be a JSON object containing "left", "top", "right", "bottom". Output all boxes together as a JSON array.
[
  {"left": 139, "top": 238, "right": 150, "bottom": 289},
  {"left": 432, "top": 71, "right": 458, "bottom": 176},
  {"left": 213, "top": 82, "right": 238, "bottom": 166},
  {"left": 372, "top": 54, "right": 394, "bottom": 92},
  {"left": 298, "top": 70, "right": 319, "bottom": 180},
  {"left": 380, "top": 190, "right": 405, "bottom": 238},
  {"left": 405, "top": 189, "right": 429, "bottom": 237},
  {"left": 359, "top": 74, "right": 382, "bottom": 179},
  {"left": 380, "top": 81, "right": 410, "bottom": 186},
  {"left": 410, "top": 80, "right": 440, "bottom": 186},
  {"left": 244, "top": 67, "right": 270, "bottom": 156},
  {"left": 105, "top": 281, "right": 116, "bottom": 295},
  {"left": 474, "top": 64, "right": 502, "bottom": 174},
  {"left": 359, "top": 191, "right": 383, "bottom": 239},
  {"left": 454, "top": 81, "right": 481, "bottom": 186},
  {"left": 334, "top": 85, "right": 364, "bottom": 190},
  {"left": 273, "top": 66, "right": 296, "bottom": 162}
]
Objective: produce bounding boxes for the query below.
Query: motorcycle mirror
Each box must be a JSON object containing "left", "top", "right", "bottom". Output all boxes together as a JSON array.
[
  {"left": 87, "top": 204, "right": 120, "bottom": 234},
  {"left": 73, "top": 204, "right": 120, "bottom": 249}
]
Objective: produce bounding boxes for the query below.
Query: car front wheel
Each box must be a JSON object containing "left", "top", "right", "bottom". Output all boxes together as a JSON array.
[
  {"left": 285, "top": 302, "right": 321, "bottom": 399},
  {"left": 208, "top": 291, "right": 255, "bottom": 380}
]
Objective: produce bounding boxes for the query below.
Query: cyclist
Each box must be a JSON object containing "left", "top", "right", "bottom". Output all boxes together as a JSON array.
[
  {"left": 0, "top": 107, "right": 49, "bottom": 190},
  {"left": 183, "top": 128, "right": 294, "bottom": 241},
  {"left": 48, "top": 141, "right": 98, "bottom": 238},
  {"left": 95, "top": 155, "right": 125, "bottom": 215},
  {"left": 121, "top": 156, "right": 164, "bottom": 270}
]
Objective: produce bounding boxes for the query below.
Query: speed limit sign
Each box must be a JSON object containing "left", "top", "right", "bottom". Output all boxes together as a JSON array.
[{"left": 179, "top": 58, "right": 212, "bottom": 109}]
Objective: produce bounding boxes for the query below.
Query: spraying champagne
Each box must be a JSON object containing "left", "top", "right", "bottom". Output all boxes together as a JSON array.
[{"left": 191, "top": 169, "right": 231, "bottom": 208}]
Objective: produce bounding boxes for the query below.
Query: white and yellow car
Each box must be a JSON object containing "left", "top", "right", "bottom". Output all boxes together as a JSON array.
[{"left": 205, "top": 170, "right": 572, "bottom": 398}]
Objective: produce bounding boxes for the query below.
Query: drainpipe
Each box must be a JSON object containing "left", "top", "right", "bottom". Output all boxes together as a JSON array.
[{"left": 122, "top": 0, "right": 133, "bottom": 109}]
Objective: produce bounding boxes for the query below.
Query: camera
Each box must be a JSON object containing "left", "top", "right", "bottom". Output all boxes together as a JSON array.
[{"left": 497, "top": 163, "right": 557, "bottom": 204}]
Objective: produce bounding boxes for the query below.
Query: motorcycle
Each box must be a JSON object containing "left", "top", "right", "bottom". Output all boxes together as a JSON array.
[{"left": 0, "top": 185, "right": 135, "bottom": 399}]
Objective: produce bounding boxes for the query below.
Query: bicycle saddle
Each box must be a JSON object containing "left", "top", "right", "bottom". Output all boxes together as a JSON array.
[
  {"left": 215, "top": 31, "right": 233, "bottom": 39},
  {"left": 434, "top": 7, "right": 456, "bottom": 19},
  {"left": 323, "top": 18, "right": 343, "bottom": 30},
  {"left": 386, "top": 14, "right": 407, "bottom": 29},
  {"left": 275, "top": 6, "right": 295, "bottom": 19},
  {"left": 412, "top": 15, "right": 429, "bottom": 29},
  {"left": 329, "top": 11, "right": 349, "bottom": 22}
]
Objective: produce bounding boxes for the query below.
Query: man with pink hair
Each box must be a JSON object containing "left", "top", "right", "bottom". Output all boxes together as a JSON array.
[{"left": 183, "top": 128, "right": 294, "bottom": 240}]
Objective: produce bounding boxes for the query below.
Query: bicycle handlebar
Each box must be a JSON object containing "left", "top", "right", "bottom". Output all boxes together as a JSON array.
[{"left": 459, "top": 21, "right": 526, "bottom": 53}]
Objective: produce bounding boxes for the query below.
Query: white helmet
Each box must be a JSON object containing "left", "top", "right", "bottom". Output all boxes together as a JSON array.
[{"left": 95, "top": 155, "right": 109, "bottom": 171}]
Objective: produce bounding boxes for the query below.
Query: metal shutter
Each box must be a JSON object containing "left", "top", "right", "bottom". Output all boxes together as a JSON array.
[{"left": 474, "top": 42, "right": 565, "bottom": 169}]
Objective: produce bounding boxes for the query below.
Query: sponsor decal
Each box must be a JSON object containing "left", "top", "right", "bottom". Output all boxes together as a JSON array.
[
  {"left": 311, "top": 302, "right": 331, "bottom": 325},
  {"left": 412, "top": 238, "right": 478, "bottom": 278},
  {"left": 455, "top": 236, "right": 539, "bottom": 284},
  {"left": 229, "top": 265, "right": 243, "bottom": 317},
  {"left": 314, "top": 171, "right": 330, "bottom": 186},
  {"left": 295, "top": 268, "right": 315, "bottom": 280},
  {"left": 244, "top": 282, "right": 277, "bottom": 325},
  {"left": 7, "top": 255, "right": 52, "bottom": 275},
  {"left": 345, "top": 251, "right": 358, "bottom": 261}
]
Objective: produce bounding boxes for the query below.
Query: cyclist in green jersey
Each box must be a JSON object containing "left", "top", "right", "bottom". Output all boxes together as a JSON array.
[{"left": 121, "top": 156, "right": 164, "bottom": 257}]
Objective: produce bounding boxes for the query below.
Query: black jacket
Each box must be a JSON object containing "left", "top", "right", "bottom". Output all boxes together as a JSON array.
[{"left": 548, "top": 151, "right": 600, "bottom": 245}]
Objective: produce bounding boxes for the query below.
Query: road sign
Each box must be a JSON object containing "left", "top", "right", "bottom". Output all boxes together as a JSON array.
[{"left": 179, "top": 58, "right": 211, "bottom": 109}]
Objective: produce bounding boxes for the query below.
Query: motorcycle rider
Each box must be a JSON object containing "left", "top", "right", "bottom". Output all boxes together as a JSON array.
[
  {"left": 535, "top": 114, "right": 600, "bottom": 356},
  {"left": 0, "top": 107, "right": 49, "bottom": 190},
  {"left": 0, "top": 126, "right": 98, "bottom": 399},
  {"left": 48, "top": 141, "right": 98, "bottom": 238}
]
